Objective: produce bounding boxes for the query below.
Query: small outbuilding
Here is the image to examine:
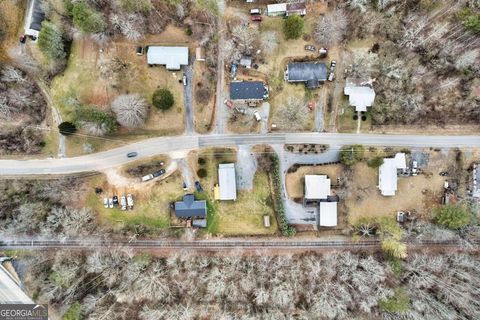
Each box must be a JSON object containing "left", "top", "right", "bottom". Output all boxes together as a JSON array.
[
  {"left": 240, "top": 56, "right": 252, "bottom": 68},
  {"left": 319, "top": 202, "right": 337, "bottom": 227},
  {"left": 24, "top": 0, "right": 45, "bottom": 38},
  {"left": 344, "top": 78, "right": 376, "bottom": 112},
  {"left": 195, "top": 47, "right": 205, "bottom": 61},
  {"left": 267, "top": 3, "right": 288, "bottom": 16},
  {"left": 218, "top": 163, "right": 237, "bottom": 201},
  {"left": 304, "top": 175, "right": 331, "bottom": 201},
  {"left": 174, "top": 194, "right": 207, "bottom": 219},
  {"left": 147, "top": 46, "right": 189, "bottom": 70},
  {"left": 230, "top": 81, "right": 267, "bottom": 101},
  {"left": 285, "top": 63, "right": 327, "bottom": 89},
  {"left": 267, "top": 2, "right": 306, "bottom": 16},
  {"left": 378, "top": 153, "right": 407, "bottom": 196}
]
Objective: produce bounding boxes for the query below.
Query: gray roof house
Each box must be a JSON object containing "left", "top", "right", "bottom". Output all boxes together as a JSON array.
[
  {"left": 230, "top": 81, "right": 266, "bottom": 101},
  {"left": 147, "top": 46, "right": 189, "bottom": 70},
  {"left": 174, "top": 194, "right": 206, "bottom": 219},
  {"left": 24, "top": 0, "right": 45, "bottom": 38},
  {"left": 285, "top": 62, "right": 327, "bottom": 89}
]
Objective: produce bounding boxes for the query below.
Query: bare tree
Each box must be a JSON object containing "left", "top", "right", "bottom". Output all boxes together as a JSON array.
[
  {"left": 231, "top": 24, "right": 258, "bottom": 54},
  {"left": 110, "top": 13, "right": 145, "bottom": 41},
  {"left": 1, "top": 66, "right": 26, "bottom": 83},
  {"left": 274, "top": 97, "right": 309, "bottom": 131},
  {"left": 0, "top": 96, "right": 13, "bottom": 120},
  {"left": 223, "top": 39, "right": 242, "bottom": 64},
  {"left": 111, "top": 94, "right": 148, "bottom": 128},
  {"left": 260, "top": 31, "right": 278, "bottom": 54},
  {"left": 314, "top": 10, "right": 347, "bottom": 46}
]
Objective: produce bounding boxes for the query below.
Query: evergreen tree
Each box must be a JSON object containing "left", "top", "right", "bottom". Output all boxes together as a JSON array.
[{"left": 38, "top": 21, "right": 66, "bottom": 60}]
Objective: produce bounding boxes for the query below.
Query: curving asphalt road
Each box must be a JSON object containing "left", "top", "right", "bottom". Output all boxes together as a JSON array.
[{"left": 0, "top": 133, "right": 478, "bottom": 175}]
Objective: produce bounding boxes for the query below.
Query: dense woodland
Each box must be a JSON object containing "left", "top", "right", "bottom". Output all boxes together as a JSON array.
[
  {"left": 340, "top": 0, "right": 479, "bottom": 126},
  {"left": 19, "top": 249, "right": 480, "bottom": 319}
]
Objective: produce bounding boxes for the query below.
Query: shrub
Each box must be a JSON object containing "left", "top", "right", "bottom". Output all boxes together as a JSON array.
[
  {"left": 198, "top": 157, "right": 206, "bottom": 165},
  {"left": 152, "top": 89, "right": 174, "bottom": 110},
  {"left": 270, "top": 154, "right": 296, "bottom": 236},
  {"left": 58, "top": 122, "right": 77, "bottom": 136},
  {"left": 197, "top": 168, "right": 207, "bottom": 178},
  {"left": 63, "top": 302, "right": 83, "bottom": 320},
  {"left": 339, "top": 145, "right": 365, "bottom": 166},
  {"left": 74, "top": 106, "right": 117, "bottom": 134},
  {"left": 283, "top": 15, "right": 304, "bottom": 40},
  {"left": 38, "top": 21, "right": 66, "bottom": 60},
  {"left": 381, "top": 238, "right": 407, "bottom": 260},
  {"left": 118, "top": 0, "right": 153, "bottom": 13},
  {"left": 367, "top": 156, "right": 384, "bottom": 168},
  {"left": 434, "top": 205, "right": 471, "bottom": 229},
  {"left": 71, "top": 1, "right": 106, "bottom": 34},
  {"left": 379, "top": 288, "right": 410, "bottom": 313}
]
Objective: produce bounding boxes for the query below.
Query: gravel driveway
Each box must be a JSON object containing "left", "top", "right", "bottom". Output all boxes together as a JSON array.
[
  {"left": 236, "top": 145, "right": 257, "bottom": 190},
  {"left": 272, "top": 144, "right": 341, "bottom": 225},
  {"left": 183, "top": 64, "right": 194, "bottom": 134}
]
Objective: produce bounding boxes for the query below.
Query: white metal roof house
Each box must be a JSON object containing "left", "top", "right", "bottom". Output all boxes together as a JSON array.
[
  {"left": 24, "top": 0, "right": 45, "bottom": 38},
  {"left": 219, "top": 163, "right": 237, "bottom": 201},
  {"left": 267, "top": 3, "right": 288, "bottom": 16},
  {"left": 305, "top": 175, "right": 331, "bottom": 200},
  {"left": 319, "top": 202, "right": 337, "bottom": 227},
  {"left": 344, "top": 78, "right": 376, "bottom": 112},
  {"left": 147, "top": 46, "right": 189, "bottom": 70},
  {"left": 378, "top": 153, "right": 407, "bottom": 196}
]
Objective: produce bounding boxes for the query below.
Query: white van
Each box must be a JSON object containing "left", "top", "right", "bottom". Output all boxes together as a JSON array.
[
  {"left": 250, "top": 8, "right": 262, "bottom": 15},
  {"left": 253, "top": 110, "right": 261, "bottom": 122}
]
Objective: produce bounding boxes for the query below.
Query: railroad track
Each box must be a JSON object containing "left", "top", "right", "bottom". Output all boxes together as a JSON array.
[{"left": 1, "top": 239, "right": 478, "bottom": 250}]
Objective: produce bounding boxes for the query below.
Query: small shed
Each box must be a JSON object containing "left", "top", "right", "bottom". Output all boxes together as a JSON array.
[
  {"left": 240, "top": 56, "right": 252, "bottom": 68},
  {"left": 319, "top": 202, "right": 337, "bottom": 227},
  {"left": 263, "top": 215, "right": 271, "bottom": 228},
  {"left": 195, "top": 47, "right": 205, "bottom": 61}
]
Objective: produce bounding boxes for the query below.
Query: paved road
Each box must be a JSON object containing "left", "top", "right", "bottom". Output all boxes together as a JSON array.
[
  {"left": 214, "top": 0, "right": 228, "bottom": 134},
  {"left": 0, "top": 263, "right": 33, "bottom": 304},
  {"left": 0, "top": 238, "right": 478, "bottom": 250},
  {"left": 0, "top": 133, "right": 478, "bottom": 175}
]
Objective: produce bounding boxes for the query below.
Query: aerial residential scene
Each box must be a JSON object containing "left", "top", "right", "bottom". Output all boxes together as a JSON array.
[{"left": 0, "top": 0, "right": 479, "bottom": 319}]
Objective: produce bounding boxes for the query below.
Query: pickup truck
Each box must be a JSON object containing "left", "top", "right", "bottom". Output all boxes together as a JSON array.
[
  {"left": 304, "top": 45, "right": 316, "bottom": 52},
  {"left": 120, "top": 196, "right": 127, "bottom": 211},
  {"left": 126, "top": 194, "right": 134, "bottom": 208}
]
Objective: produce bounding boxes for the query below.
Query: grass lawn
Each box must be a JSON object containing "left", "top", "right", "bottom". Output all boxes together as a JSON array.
[
  {"left": 338, "top": 102, "right": 358, "bottom": 133},
  {"left": 50, "top": 32, "right": 188, "bottom": 156},
  {"left": 193, "top": 148, "right": 278, "bottom": 236},
  {"left": 86, "top": 172, "right": 185, "bottom": 231}
]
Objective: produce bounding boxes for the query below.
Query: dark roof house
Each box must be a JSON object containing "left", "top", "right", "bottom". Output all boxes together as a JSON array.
[
  {"left": 230, "top": 81, "right": 266, "bottom": 101},
  {"left": 174, "top": 194, "right": 206, "bottom": 218},
  {"left": 285, "top": 63, "right": 327, "bottom": 89},
  {"left": 286, "top": 2, "right": 307, "bottom": 16},
  {"left": 24, "top": 0, "right": 46, "bottom": 38}
]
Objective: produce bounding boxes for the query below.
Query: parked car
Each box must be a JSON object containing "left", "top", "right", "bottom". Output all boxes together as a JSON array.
[
  {"left": 304, "top": 44, "right": 316, "bottom": 52},
  {"left": 182, "top": 74, "right": 187, "bottom": 86},
  {"left": 253, "top": 110, "right": 261, "bottom": 122},
  {"left": 136, "top": 46, "right": 144, "bottom": 55},
  {"left": 108, "top": 198, "right": 114, "bottom": 209},
  {"left": 127, "top": 152, "right": 138, "bottom": 158},
  {"left": 195, "top": 181, "right": 203, "bottom": 192},
  {"left": 19, "top": 35, "right": 26, "bottom": 44},
  {"left": 120, "top": 196, "right": 127, "bottom": 211},
  {"left": 183, "top": 181, "right": 188, "bottom": 191},
  {"left": 103, "top": 198, "right": 109, "bottom": 208},
  {"left": 328, "top": 72, "right": 335, "bottom": 82},
  {"left": 330, "top": 60, "right": 337, "bottom": 70},
  {"left": 250, "top": 8, "right": 262, "bottom": 15},
  {"left": 439, "top": 171, "right": 449, "bottom": 176},
  {"left": 126, "top": 194, "right": 134, "bottom": 208},
  {"left": 412, "top": 160, "right": 418, "bottom": 176},
  {"left": 112, "top": 195, "right": 119, "bottom": 205},
  {"left": 235, "top": 107, "right": 247, "bottom": 115},
  {"left": 142, "top": 174, "right": 154, "bottom": 182},
  {"left": 224, "top": 99, "right": 234, "bottom": 109},
  {"left": 319, "top": 47, "right": 328, "bottom": 58},
  {"left": 251, "top": 15, "right": 262, "bottom": 21},
  {"left": 153, "top": 169, "right": 166, "bottom": 177}
]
